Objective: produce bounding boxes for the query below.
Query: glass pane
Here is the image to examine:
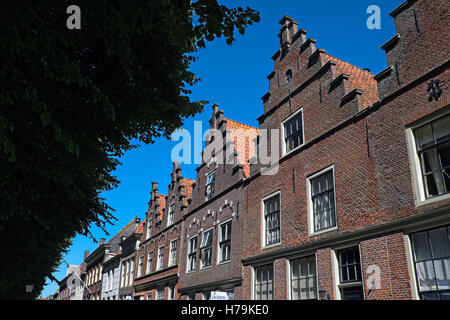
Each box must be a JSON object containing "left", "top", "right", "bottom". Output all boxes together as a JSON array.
[
  {"left": 300, "top": 259, "right": 308, "bottom": 278},
  {"left": 429, "top": 227, "right": 450, "bottom": 259},
  {"left": 433, "top": 116, "right": 450, "bottom": 143},
  {"left": 292, "top": 281, "right": 299, "bottom": 300},
  {"left": 300, "top": 278, "right": 307, "bottom": 299},
  {"left": 412, "top": 231, "right": 432, "bottom": 261},
  {"left": 422, "top": 292, "right": 440, "bottom": 300},
  {"left": 424, "top": 173, "right": 442, "bottom": 196},
  {"left": 420, "top": 149, "right": 440, "bottom": 174},
  {"left": 416, "top": 261, "right": 437, "bottom": 291},
  {"left": 308, "top": 277, "right": 317, "bottom": 299},
  {"left": 438, "top": 142, "right": 450, "bottom": 168},
  {"left": 308, "top": 257, "right": 316, "bottom": 277},
  {"left": 434, "top": 258, "right": 450, "bottom": 290},
  {"left": 415, "top": 124, "right": 434, "bottom": 150},
  {"left": 441, "top": 292, "right": 450, "bottom": 300},
  {"left": 267, "top": 282, "right": 273, "bottom": 300}
]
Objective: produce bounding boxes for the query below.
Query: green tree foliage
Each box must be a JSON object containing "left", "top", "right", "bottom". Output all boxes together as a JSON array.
[{"left": 0, "top": 0, "right": 259, "bottom": 299}]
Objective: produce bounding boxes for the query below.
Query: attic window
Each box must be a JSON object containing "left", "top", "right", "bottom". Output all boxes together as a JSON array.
[{"left": 285, "top": 69, "right": 293, "bottom": 85}]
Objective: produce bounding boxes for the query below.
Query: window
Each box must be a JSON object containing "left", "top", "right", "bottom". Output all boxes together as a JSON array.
[
  {"left": 282, "top": 109, "right": 304, "bottom": 154},
  {"left": 167, "top": 203, "right": 175, "bottom": 226},
  {"left": 414, "top": 115, "right": 450, "bottom": 198},
  {"left": 254, "top": 264, "right": 273, "bottom": 300},
  {"left": 120, "top": 262, "right": 126, "bottom": 287},
  {"left": 147, "top": 218, "right": 153, "bottom": 239},
  {"left": 157, "top": 246, "right": 165, "bottom": 270},
  {"left": 309, "top": 168, "right": 336, "bottom": 234},
  {"left": 410, "top": 225, "right": 450, "bottom": 300},
  {"left": 147, "top": 293, "right": 152, "bottom": 300},
  {"left": 291, "top": 255, "right": 317, "bottom": 300},
  {"left": 200, "top": 229, "right": 214, "bottom": 268},
  {"left": 219, "top": 221, "right": 232, "bottom": 263},
  {"left": 168, "top": 285, "right": 176, "bottom": 300},
  {"left": 263, "top": 193, "right": 281, "bottom": 246},
  {"left": 157, "top": 288, "right": 164, "bottom": 300},
  {"left": 146, "top": 251, "right": 153, "bottom": 274},
  {"left": 109, "top": 269, "right": 113, "bottom": 291},
  {"left": 129, "top": 258, "right": 135, "bottom": 285},
  {"left": 203, "top": 291, "right": 211, "bottom": 300},
  {"left": 138, "top": 256, "right": 144, "bottom": 277},
  {"left": 205, "top": 172, "right": 216, "bottom": 200},
  {"left": 188, "top": 293, "right": 196, "bottom": 300},
  {"left": 188, "top": 236, "right": 198, "bottom": 272},
  {"left": 125, "top": 260, "right": 130, "bottom": 286},
  {"left": 169, "top": 239, "right": 178, "bottom": 266},
  {"left": 337, "top": 246, "right": 364, "bottom": 300}
]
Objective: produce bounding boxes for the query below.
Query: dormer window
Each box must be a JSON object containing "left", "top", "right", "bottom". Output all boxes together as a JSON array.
[{"left": 205, "top": 171, "right": 216, "bottom": 201}]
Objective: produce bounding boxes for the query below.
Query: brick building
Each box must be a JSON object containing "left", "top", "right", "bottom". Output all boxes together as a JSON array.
[
  {"left": 177, "top": 104, "right": 259, "bottom": 300},
  {"left": 134, "top": 165, "right": 195, "bottom": 300},
  {"left": 240, "top": 0, "right": 449, "bottom": 300}
]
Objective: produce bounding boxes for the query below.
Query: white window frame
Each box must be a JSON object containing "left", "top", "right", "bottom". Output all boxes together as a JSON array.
[
  {"left": 307, "top": 165, "right": 338, "bottom": 236},
  {"left": 406, "top": 109, "right": 450, "bottom": 206},
  {"left": 200, "top": 228, "right": 214, "bottom": 269},
  {"left": 261, "top": 190, "right": 282, "bottom": 249},
  {"left": 288, "top": 254, "right": 318, "bottom": 300},
  {"left": 252, "top": 263, "right": 274, "bottom": 300},
  {"left": 138, "top": 256, "right": 144, "bottom": 277},
  {"left": 146, "top": 251, "right": 153, "bottom": 274},
  {"left": 156, "top": 245, "right": 165, "bottom": 271},
  {"left": 169, "top": 239, "right": 178, "bottom": 267},
  {"left": 167, "top": 203, "right": 175, "bottom": 227},
  {"left": 281, "top": 108, "right": 305, "bottom": 156},
  {"left": 332, "top": 243, "right": 365, "bottom": 300},
  {"left": 187, "top": 235, "right": 198, "bottom": 272},
  {"left": 217, "top": 219, "right": 232, "bottom": 264},
  {"left": 205, "top": 171, "right": 216, "bottom": 201},
  {"left": 157, "top": 288, "right": 164, "bottom": 300}
]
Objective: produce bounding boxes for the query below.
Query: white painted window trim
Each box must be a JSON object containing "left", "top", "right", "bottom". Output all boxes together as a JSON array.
[
  {"left": 281, "top": 107, "right": 305, "bottom": 157},
  {"left": 287, "top": 254, "right": 319, "bottom": 300},
  {"left": 156, "top": 245, "right": 165, "bottom": 271},
  {"left": 186, "top": 235, "right": 198, "bottom": 273},
  {"left": 404, "top": 233, "right": 420, "bottom": 300},
  {"left": 217, "top": 219, "right": 233, "bottom": 265},
  {"left": 200, "top": 227, "right": 214, "bottom": 269},
  {"left": 261, "top": 190, "right": 282, "bottom": 249},
  {"left": 405, "top": 109, "right": 450, "bottom": 206},
  {"left": 167, "top": 202, "right": 175, "bottom": 227},
  {"left": 332, "top": 243, "right": 365, "bottom": 300},
  {"left": 307, "top": 165, "right": 338, "bottom": 237},
  {"left": 169, "top": 238, "right": 178, "bottom": 267}
]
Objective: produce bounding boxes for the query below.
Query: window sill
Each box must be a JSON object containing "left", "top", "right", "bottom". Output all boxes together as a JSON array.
[
  {"left": 200, "top": 265, "right": 212, "bottom": 271},
  {"left": 416, "top": 193, "right": 450, "bottom": 207},
  {"left": 309, "top": 226, "right": 338, "bottom": 237},
  {"left": 262, "top": 242, "right": 282, "bottom": 250},
  {"left": 338, "top": 281, "right": 363, "bottom": 288},
  {"left": 217, "top": 260, "right": 231, "bottom": 266}
]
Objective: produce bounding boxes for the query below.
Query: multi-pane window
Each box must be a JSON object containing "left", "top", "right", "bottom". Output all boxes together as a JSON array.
[
  {"left": 283, "top": 111, "right": 303, "bottom": 153},
  {"left": 147, "top": 294, "right": 152, "bottom": 300},
  {"left": 169, "top": 239, "right": 178, "bottom": 266},
  {"left": 264, "top": 194, "right": 281, "bottom": 246},
  {"left": 157, "top": 288, "right": 164, "bottom": 300},
  {"left": 414, "top": 115, "right": 450, "bottom": 198},
  {"left": 138, "top": 256, "right": 144, "bottom": 277},
  {"left": 205, "top": 172, "right": 216, "bottom": 200},
  {"left": 410, "top": 225, "right": 450, "bottom": 300},
  {"left": 310, "top": 169, "right": 336, "bottom": 233},
  {"left": 147, "top": 218, "right": 153, "bottom": 239},
  {"left": 129, "top": 258, "right": 135, "bottom": 285},
  {"left": 167, "top": 203, "right": 175, "bottom": 226},
  {"left": 291, "top": 256, "right": 317, "bottom": 300},
  {"left": 121, "top": 262, "right": 126, "bottom": 287},
  {"left": 125, "top": 260, "right": 130, "bottom": 286},
  {"left": 168, "top": 285, "right": 176, "bottom": 300},
  {"left": 337, "top": 246, "right": 364, "bottom": 300},
  {"left": 200, "top": 229, "right": 214, "bottom": 268},
  {"left": 219, "top": 221, "right": 232, "bottom": 263},
  {"left": 146, "top": 251, "right": 153, "bottom": 274},
  {"left": 188, "top": 236, "right": 198, "bottom": 272},
  {"left": 254, "top": 264, "right": 273, "bottom": 300},
  {"left": 157, "top": 246, "right": 165, "bottom": 271}
]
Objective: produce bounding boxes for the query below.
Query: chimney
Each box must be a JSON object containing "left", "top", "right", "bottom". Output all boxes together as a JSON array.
[
  {"left": 208, "top": 103, "right": 224, "bottom": 130},
  {"left": 99, "top": 238, "right": 106, "bottom": 246},
  {"left": 278, "top": 15, "right": 298, "bottom": 52},
  {"left": 84, "top": 250, "right": 90, "bottom": 260}
]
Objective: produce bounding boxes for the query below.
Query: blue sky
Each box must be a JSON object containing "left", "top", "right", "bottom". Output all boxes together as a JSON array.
[{"left": 40, "top": 0, "right": 402, "bottom": 297}]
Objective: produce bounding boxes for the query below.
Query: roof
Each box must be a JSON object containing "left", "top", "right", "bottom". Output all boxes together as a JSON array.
[
  {"left": 224, "top": 118, "right": 260, "bottom": 178},
  {"left": 182, "top": 178, "right": 196, "bottom": 206},
  {"left": 322, "top": 52, "right": 380, "bottom": 110},
  {"left": 134, "top": 220, "right": 144, "bottom": 234}
]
